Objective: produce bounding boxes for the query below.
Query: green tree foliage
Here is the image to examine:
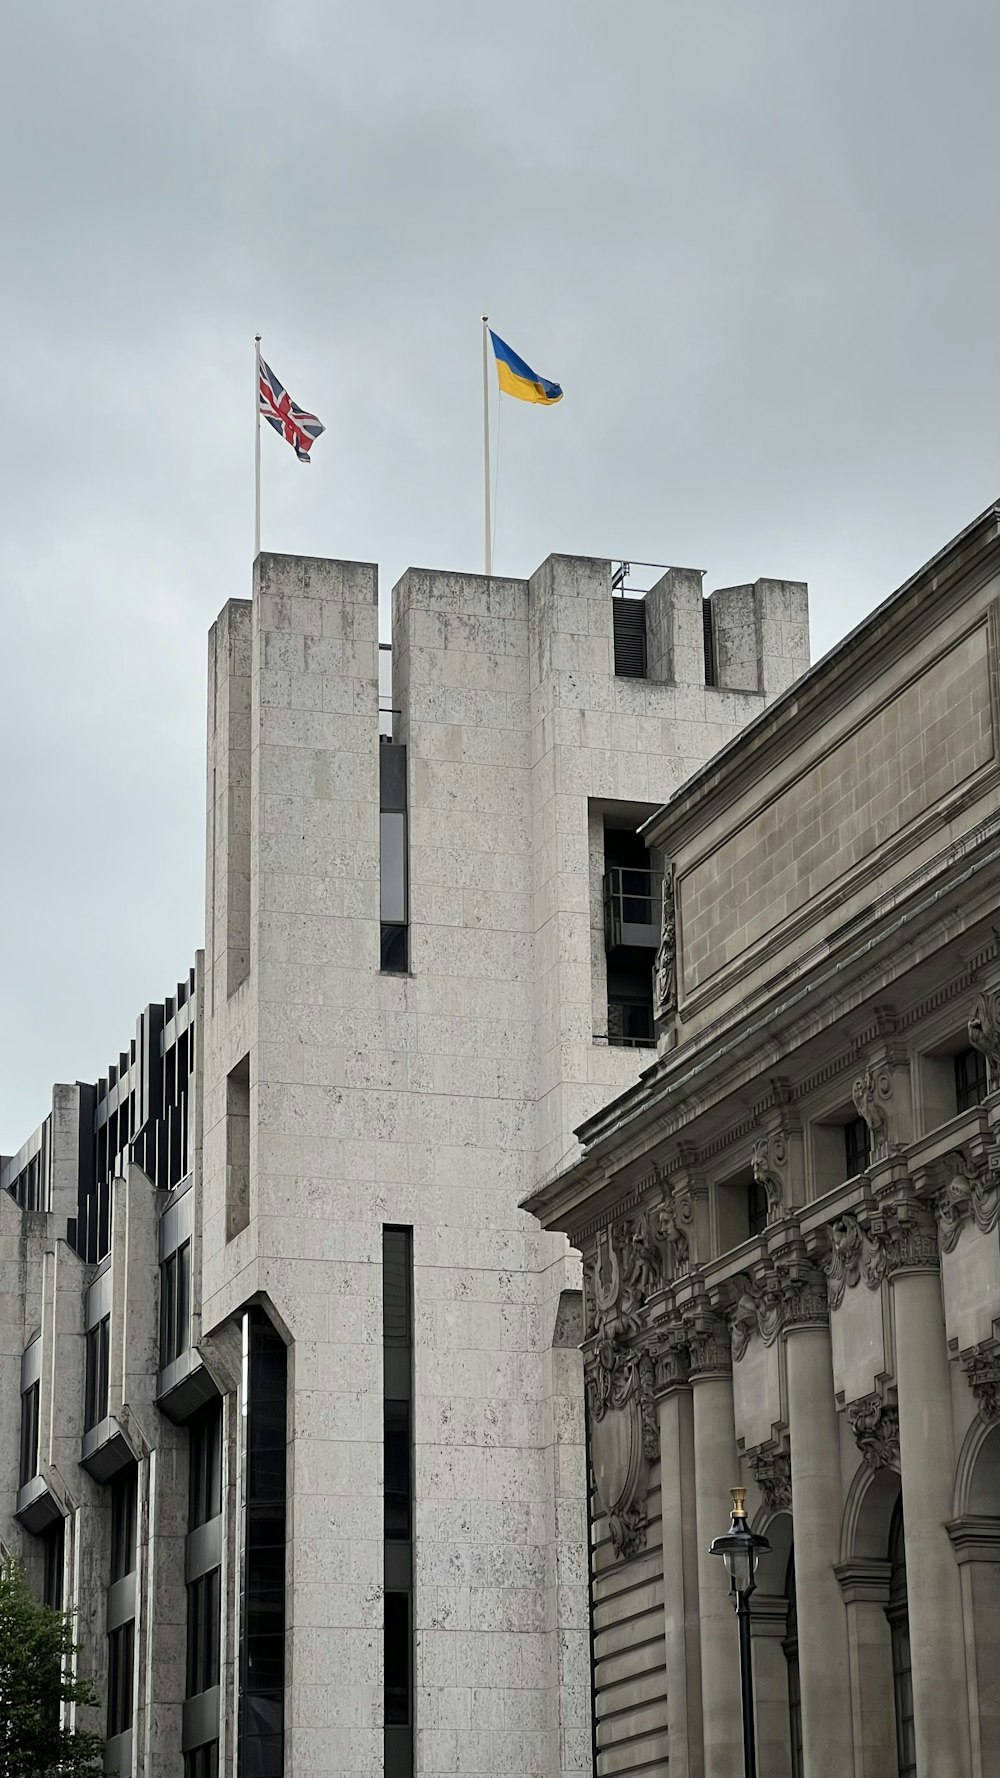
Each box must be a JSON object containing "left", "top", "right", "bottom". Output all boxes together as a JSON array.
[{"left": 0, "top": 1556, "right": 104, "bottom": 1777}]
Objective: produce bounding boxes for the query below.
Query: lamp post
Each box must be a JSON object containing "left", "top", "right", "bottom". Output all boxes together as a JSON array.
[{"left": 709, "top": 1486, "right": 770, "bottom": 1778}]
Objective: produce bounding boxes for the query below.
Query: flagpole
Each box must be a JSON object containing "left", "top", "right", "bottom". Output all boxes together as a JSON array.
[
  {"left": 481, "top": 315, "right": 492, "bottom": 577},
  {"left": 254, "top": 334, "right": 262, "bottom": 559}
]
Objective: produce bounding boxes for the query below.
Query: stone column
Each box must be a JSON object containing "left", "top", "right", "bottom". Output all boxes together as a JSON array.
[
  {"left": 689, "top": 1320, "right": 743, "bottom": 1778},
  {"left": 783, "top": 1276, "right": 855, "bottom": 1777},
  {"left": 656, "top": 1340, "right": 703, "bottom": 1778},
  {"left": 889, "top": 1209, "right": 972, "bottom": 1778}
]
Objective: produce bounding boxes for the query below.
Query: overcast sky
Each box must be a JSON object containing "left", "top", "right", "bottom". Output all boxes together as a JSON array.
[{"left": 2, "top": 0, "right": 999, "bottom": 1148}]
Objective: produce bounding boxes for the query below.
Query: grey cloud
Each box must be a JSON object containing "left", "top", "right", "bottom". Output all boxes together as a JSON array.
[{"left": 3, "top": 0, "right": 1000, "bottom": 1142}]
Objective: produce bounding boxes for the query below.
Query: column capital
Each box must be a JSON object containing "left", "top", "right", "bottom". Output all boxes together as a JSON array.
[
  {"left": 682, "top": 1306, "right": 732, "bottom": 1379},
  {"left": 876, "top": 1195, "right": 940, "bottom": 1279}
]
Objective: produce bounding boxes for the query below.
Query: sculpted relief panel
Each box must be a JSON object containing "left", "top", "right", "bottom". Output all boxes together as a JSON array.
[{"left": 679, "top": 622, "right": 993, "bottom": 995}]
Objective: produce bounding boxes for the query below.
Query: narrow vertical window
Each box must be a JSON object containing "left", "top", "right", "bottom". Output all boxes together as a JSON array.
[
  {"left": 383, "top": 1226, "right": 413, "bottom": 1778},
  {"left": 380, "top": 744, "right": 409, "bottom": 973},
  {"left": 239, "top": 1311, "right": 286, "bottom": 1778},
  {"left": 185, "top": 1400, "right": 223, "bottom": 1770},
  {"left": 19, "top": 1381, "right": 39, "bottom": 1488},
  {"left": 84, "top": 1316, "right": 110, "bottom": 1431},
  {"left": 106, "top": 1466, "right": 137, "bottom": 1746},
  {"left": 160, "top": 1239, "right": 192, "bottom": 1367}
]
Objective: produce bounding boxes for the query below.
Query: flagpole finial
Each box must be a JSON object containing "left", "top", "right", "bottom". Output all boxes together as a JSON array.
[
  {"left": 255, "top": 333, "right": 262, "bottom": 342},
  {"left": 482, "top": 315, "right": 489, "bottom": 324}
]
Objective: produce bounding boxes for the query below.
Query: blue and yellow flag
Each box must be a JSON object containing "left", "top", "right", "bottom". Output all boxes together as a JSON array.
[{"left": 489, "top": 330, "right": 563, "bottom": 405}]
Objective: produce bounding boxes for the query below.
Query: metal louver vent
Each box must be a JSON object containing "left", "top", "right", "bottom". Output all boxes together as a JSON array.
[{"left": 612, "top": 598, "right": 647, "bottom": 678}]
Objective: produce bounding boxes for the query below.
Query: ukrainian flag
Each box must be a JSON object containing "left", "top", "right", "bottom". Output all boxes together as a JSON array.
[{"left": 489, "top": 330, "right": 563, "bottom": 405}]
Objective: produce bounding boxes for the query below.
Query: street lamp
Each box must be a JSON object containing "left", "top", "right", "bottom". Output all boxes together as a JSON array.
[{"left": 709, "top": 1487, "right": 771, "bottom": 1778}]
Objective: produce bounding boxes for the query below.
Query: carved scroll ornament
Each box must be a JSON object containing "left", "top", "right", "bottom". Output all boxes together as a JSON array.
[
  {"left": 848, "top": 1394, "right": 900, "bottom": 1471},
  {"left": 935, "top": 1148, "right": 1000, "bottom": 1253},
  {"left": 748, "top": 1448, "right": 792, "bottom": 1513},
  {"left": 751, "top": 1130, "right": 788, "bottom": 1225},
  {"left": 586, "top": 1340, "right": 658, "bottom": 1559},
  {"left": 852, "top": 1063, "right": 896, "bottom": 1162},
  {"left": 820, "top": 1212, "right": 887, "bottom": 1310},
  {"left": 653, "top": 873, "right": 677, "bottom": 1022},
  {"left": 962, "top": 1345, "right": 1000, "bottom": 1424},
  {"left": 968, "top": 988, "right": 1000, "bottom": 1091}
]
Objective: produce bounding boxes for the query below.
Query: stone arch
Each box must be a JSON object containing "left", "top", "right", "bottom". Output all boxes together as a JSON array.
[
  {"left": 752, "top": 1503, "right": 792, "bottom": 1597},
  {"left": 954, "top": 1414, "right": 1000, "bottom": 1517},
  {"left": 840, "top": 1458, "right": 901, "bottom": 1562}
]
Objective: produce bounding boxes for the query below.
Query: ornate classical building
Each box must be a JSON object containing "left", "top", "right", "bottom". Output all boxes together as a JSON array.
[
  {"left": 0, "top": 547, "right": 807, "bottom": 1777},
  {"left": 525, "top": 501, "right": 1000, "bottom": 1778}
]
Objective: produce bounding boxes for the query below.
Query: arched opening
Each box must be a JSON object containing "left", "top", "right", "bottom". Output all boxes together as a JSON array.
[{"left": 886, "top": 1499, "right": 915, "bottom": 1778}]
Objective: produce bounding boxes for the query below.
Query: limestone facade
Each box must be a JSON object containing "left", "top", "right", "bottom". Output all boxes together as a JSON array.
[
  {"left": 0, "top": 548, "right": 807, "bottom": 1776},
  {"left": 525, "top": 500, "right": 1000, "bottom": 1778}
]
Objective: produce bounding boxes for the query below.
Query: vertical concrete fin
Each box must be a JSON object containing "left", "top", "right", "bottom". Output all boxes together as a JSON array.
[
  {"left": 205, "top": 599, "right": 252, "bottom": 1011},
  {"left": 645, "top": 567, "right": 706, "bottom": 687},
  {"left": 709, "top": 577, "right": 810, "bottom": 697}
]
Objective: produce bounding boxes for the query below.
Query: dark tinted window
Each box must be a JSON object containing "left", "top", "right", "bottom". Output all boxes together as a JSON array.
[
  {"left": 187, "top": 1569, "right": 221, "bottom": 1697},
  {"left": 955, "top": 1047, "right": 989, "bottom": 1114},
  {"left": 189, "top": 1401, "right": 223, "bottom": 1529},
  {"left": 19, "top": 1382, "right": 39, "bottom": 1488},
  {"left": 107, "top": 1619, "right": 135, "bottom": 1738},
  {"left": 84, "top": 1316, "right": 110, "bottom": 1432},
  {"left": 110, "top": 1469, "right": 137, "bottom": 1582}
]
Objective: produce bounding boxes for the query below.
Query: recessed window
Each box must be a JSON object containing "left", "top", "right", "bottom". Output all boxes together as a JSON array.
[
  {"left": 84, "top": 1316, "right": 110, "bottom": 1432},
  {"left": 187, "top": 1569, "right": 221, "bottom": 1697},
  {"left": 107, "top": 1619, "right": 135, "bottom": 1738},
  {"left": 380, "top": 745, "right": 409, "bottom": 975},
  {"left": 19, "top": 1381, "right": 39, "bottom": 1488},
  {"left": 384, "top": 1592, "right": 411, "bottom": 1726},
  {"left": 110, "top": 1470, "right": 137, "bottom": 1583},
  {"left": 189, "top": 1401, "right": 223, "bottom": 1529},
  {"left": 160, "top": 1239, "right": 191, "bottom": 1368},
  {"left": 747, "top": 1176, "right": 769, "bottom": 1239},
  {"left": 955, "top": 1047, "right": 989, "bottom": 1115},
  {"left": 844, "top": 1118, "right": 869, "bottom": 1181},
  {"left": 184, "top": 1746, "right": 220, "bottom": 1778},
  {"left": 42, "top": 1519, "right": 65, "bottom": 1611}
]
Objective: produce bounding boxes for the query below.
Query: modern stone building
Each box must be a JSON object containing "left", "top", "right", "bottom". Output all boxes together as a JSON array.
[
  {"left": 526, "top": 500, "right": 1000, "bottom": 1778},
  {"left": 0, "top": 548, "right": 807, "bottom": 1776}
]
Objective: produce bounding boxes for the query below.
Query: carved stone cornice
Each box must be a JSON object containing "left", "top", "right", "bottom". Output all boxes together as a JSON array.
[
  {"left": 961, "top": 1344, "right": 1000, "bottom": 1424},
  {"left": 747, "top": 1446, "right": 792, "bottom": 1513},
  {"left": 969, "top": 986, "right": 1000, "bottom": 1092},
  {"left": 935, "top": 1148, "right": 1000, "bottom": 1253},
  {"left": 847, "top": 1394, "right": 900, "bottom": 1471},
  {"left": 653, "top": 872, "right": 677, "bottom": 1024}
]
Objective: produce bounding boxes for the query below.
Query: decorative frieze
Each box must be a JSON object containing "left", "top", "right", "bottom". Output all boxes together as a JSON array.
[
  {"left": 820, "top": 1197, "right": 938, "bottom": 1307},
  {"left": 935, "top": 1148, "right": 1000, "bottom": 1253},
  {"left": 585, "top": 1206, "right": 666, "bottom": 1341},
  {"left": 653, "top": 873, "right": 677, "bottom": 1023},
  {"left": 847, "top": 1394, "right": 900, "bottom": 1471},
  {"left": 961, "top": 1345, "right": 1000, "bottom": 1425},
  {"left": 747, "top": 1447, "right": 792, "bottom": 1513}
]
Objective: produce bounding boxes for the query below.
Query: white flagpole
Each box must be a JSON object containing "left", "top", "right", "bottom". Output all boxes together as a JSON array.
[
  {"left": 482, "top": 315, "right": 492, "bottom": 576},
  {"left": 254, "top": 334, "right": 262, "bottom": 559}
]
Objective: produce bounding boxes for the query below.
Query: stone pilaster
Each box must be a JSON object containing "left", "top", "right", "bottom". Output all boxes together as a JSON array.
[
  {"left": 886, "top": 1200, "right": 972, "bottom": 1778},
  {"left": 782, "top": 1270, "right": 855, "bottom": 1777},
  {"left": 653, "top": 1332, "right": 703, "bottom": 1778},
  {"left": 686, "top": 1312, "right": 743, "bottom": 1778}
]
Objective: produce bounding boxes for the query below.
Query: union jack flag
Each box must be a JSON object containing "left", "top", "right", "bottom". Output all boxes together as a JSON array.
[{"left": 258, "top": 358, "right": 325, "bottom": 462}]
